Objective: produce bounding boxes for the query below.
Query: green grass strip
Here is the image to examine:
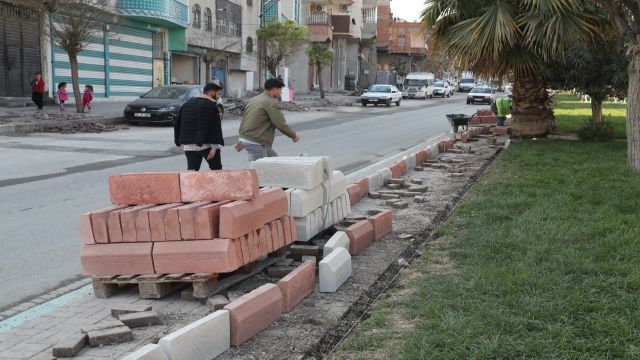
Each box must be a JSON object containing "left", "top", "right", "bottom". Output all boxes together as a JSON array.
[{"left": 553, "top": 93, "right": 627, "bottom": 138}]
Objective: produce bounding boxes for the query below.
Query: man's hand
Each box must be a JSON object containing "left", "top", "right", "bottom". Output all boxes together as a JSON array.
[
  {"left": 293, "top": 135, "right": 301, "bottom": 143},
  {"left": 234, "top": 143, "right": 244, "bottom": 152},
  {"left": 207, "top": 148, "right": 218, "bottom": 160}
]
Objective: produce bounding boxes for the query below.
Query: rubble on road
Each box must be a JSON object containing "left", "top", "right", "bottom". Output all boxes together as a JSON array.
[{"left": 36, "top": 122, "right": 121, "bottom": 133}]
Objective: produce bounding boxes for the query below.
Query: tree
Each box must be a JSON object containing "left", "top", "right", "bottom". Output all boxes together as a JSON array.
[
  {"left": 389, "top": 58, "right": 408, "bottom": 77},
  {"left": 48, "top": 0, "right": 110, "bottom": 113},
  {"left": 422, "top": 1, "right": 601, "bottom": 137},
  {"left": 193, "top": 34, "right": 239, "bottom": 83},
  {"left": 307, "top": 42, "right": 333, "bottom": 99},
  {"left": 596, "top": 1, "right": 640, "bottom": 171},
  {"left": 425, "top": 48, "right": 450, "bottom": 78},
  {"left": 257, "top": 20, "right": 307, "bottom": 78}
]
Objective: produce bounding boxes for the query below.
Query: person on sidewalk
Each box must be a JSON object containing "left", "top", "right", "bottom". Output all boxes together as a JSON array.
[
  {"left": 82, "top": 85, "right": 93, "bottom": 113},
  {"left": 174, "top": 80, "right": 225, "bottom": 171},
  {"left": 494, "top": 96, "right": 513, "bottom": 126},
  {"left": 235, "top": 78, "right": 300, "bottom": 161},
  {"left": 31, "top": 73, "right": 45, "bottom": 110},
  {"left": 57, "top": 82, "right": 68, "bottom": 112}
]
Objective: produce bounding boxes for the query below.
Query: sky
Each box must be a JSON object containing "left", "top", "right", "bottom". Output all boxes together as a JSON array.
[{"left": 390, "top": 0, "right": 426, "bottom": 22}]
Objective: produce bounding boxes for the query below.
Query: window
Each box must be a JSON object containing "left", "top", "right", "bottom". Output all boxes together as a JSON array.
[
  {"left": 204, "top": 8, "right": 212, "bottom": 31},
  {"left": 398, "top": 35, "right": 405, "bottom": 48},
  {"left": 216, "top": 0, "right": 242, "bottom": 37},
  {"left": 192, "top": 4, "right": 201, "bottom": 29},
  {"left": 246, "top": 37, "right": 253, "bottom": 53}
]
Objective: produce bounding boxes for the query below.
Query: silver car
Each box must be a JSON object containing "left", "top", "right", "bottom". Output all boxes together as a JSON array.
[{"left": 361, "top": 85, "right": 403, "bottom": 107}]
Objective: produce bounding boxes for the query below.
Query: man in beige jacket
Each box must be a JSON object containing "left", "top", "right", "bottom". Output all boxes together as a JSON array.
[{"left": 236, "top": 78, "right": 300, "bottom": 161}]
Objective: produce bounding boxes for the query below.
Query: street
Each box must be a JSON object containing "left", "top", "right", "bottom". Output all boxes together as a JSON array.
[{"left": 0, "top": 93, "right": 483, "bottom": 311}]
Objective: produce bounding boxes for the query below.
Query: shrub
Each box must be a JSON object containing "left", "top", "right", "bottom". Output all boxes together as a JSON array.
[{"left": 577, "top": 118, "right": 615, "bottom": 141}]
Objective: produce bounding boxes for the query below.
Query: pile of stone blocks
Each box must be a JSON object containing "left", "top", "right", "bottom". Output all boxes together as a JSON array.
[
  {"left": 251, "top": 156, "right": 351, "bottom": 242},
  {"left": 79, "top": 170, "right": 296, "bottom": 276},
  {"left": 469, "top": 108, "right": 497, "bottom": 125}
]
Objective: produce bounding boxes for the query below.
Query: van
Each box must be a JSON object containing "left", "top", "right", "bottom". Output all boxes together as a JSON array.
[{"left": 401, "top": 73, "right": 435, "bottom": 99}]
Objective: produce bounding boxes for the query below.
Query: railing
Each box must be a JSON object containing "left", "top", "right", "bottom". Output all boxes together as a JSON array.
[
  {"left": 362, "top": 7, "right": 377, "bottom": 24},
  {"left": 309, "top": 12, "right": 332, "bottom": 26}
]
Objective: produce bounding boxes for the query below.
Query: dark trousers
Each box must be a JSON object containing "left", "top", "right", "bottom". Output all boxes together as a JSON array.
[
  {"left": 31, "top": 92, "right": 44, "bottom": 109},
  {"left": 185, "top": 148, "right": 222, "bottom": 171}
]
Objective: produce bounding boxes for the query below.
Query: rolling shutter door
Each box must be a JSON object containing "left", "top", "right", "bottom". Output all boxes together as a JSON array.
[{"left": 107, "top": 26, "right": 153, "bottom": 97}]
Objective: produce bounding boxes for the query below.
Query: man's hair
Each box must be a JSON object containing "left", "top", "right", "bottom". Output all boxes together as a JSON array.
[{"left": 204, "top": 80, "right": 224, "bottom": 93}]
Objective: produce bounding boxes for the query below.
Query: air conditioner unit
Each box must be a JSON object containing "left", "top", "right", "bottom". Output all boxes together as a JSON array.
[
  {"left": 341, "top": 5, "right": 349, "bottom": 12},
  {"left": 315, "top": 5, "right": 323, "bottom": 11}
]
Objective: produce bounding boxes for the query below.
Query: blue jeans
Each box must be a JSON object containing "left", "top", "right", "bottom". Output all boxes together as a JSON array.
[{"left": 241, "top": 142, "right": 278, "bottom": 161}]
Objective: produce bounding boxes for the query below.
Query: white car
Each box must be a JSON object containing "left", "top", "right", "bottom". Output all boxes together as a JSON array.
[
  {"left": 466, "top": 86, "right": 495, "bottom": 104},
  {"left": 361, "top": 85, "right": 402, "bottom": 107},
  {"left": 433, "top": 81, "right": 451, "bottom": 98}
]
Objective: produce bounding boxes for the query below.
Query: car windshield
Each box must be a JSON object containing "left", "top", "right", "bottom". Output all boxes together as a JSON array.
[
  {"left": 471, "top": 87, "right": 492, "bottom": 93},
  {"left": 460, "top": 79, "right": 474, "bottom": 84},
  {"left": 369, "top": 86, "right": 391, "bottom": 93},
  {"left": 406, "top": 79, "right": 427, "bottom": 86},
  {"left": 142, "top": 87, "right": 188, "bottom": 99},
  {"left": 434, "top": 82, "right": 444, "bottom": 87}
]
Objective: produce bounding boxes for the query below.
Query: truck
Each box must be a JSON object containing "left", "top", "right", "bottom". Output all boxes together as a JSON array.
[
  {"left": 458, "top": 71, "right": 476, "bottom": 92},
  {"left": 401, "top": 72, "right": 435, "bottom": 99}
]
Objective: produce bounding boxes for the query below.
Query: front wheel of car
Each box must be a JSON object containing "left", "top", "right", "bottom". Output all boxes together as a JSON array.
[
  {"left": 466, "top": 100, "right": 470, "bottom": 104},
  {"left": 362, "top": 102, "right": 367, "bottom": 107},
  {"left": 386, "top": 100, "right": 391, "bottom": 107},
  {"left": 447, "top": 93, "right": 450, "bottom": 98},
  {"left": 396, "top": 99, "right": 401, "bottom": 106},
  {"left": 429, "top": 94, "right": 433, "bottom": 99}
]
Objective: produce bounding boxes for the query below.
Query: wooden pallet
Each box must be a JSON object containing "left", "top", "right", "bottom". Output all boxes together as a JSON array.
[{"left": 92, "top": 253, "right": 285, "bottom": 300}]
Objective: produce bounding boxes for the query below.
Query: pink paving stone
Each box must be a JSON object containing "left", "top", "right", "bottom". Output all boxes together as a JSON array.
[
  {"left": 135, "top": 206, "right": 154, "bottom": 242},
  {"left": 258, "top": 188, "right": 289, "bottom": 225},
  {"left": 367, "top": 210, "right": 393, "bottom": 241},
  {"left": 248, "top": 231, "right": 260, "bottom": 262},
  {"left": 80, "top": 243, "right": 154, "bottom": 276},
  {"left": 107, "top": 207, "right": 131, "bottom": 243},
  {"left": 268, "top": 221, "right": 282, "bottom": 251},
  {"left": 233, "top": 238, "right": 245, "bottom": 267},
  {"left": 495, "top": 126, "right": 511, "bottom": 135},
  {"left": 346, "top": 183, "right": 363, "bottom": 206},
  {"left": 461, "top": 131, "right": 472, "bottom": 143},
  {"left": 78, "top": 212, "right": 95, "bottom": 245},
  {"left": 163, "top": 207, "right": 182, "bottom": 241},
  {"left": 120, "top": 205, "right": 158, "bottom": 242},
  {"left": 257, "top": 226, "right": 270, "bottom": 257},
  {"left": 147, "top": 203, "right": 182, "bottom": 242},
  {"left": 109, "top": 172, "right": 182, "bottom": 205},
  {"left": 280, "top": 217, "right": 293, "bottom": 246},
  {"left": 390, "top": 160, "right": 407, "bottom": 178},
  {"left": 344, "top": 220, "right": 375, "bottom": 255},
  {"left": 289, "top": 216, "right": 297, "bottom": 245},
  {"left": 262, "top": 224, "right": 274, "bottom": 253},
  {"left": 178, "top": 202, "right": 210, "bottom": 240},
  {"left": 356, "top": 178, "right": 369, "bottom": 197},
  {"left": 239, "top": 235, "right": 251, "bottom": 265},
  {"left": 195, "top": 201, "right": 231, "bottom": 240},
  {"left": 224, "top": 283, "right": 283, "bottom": 346},
  {"left": 91, "top": 205, "right": 129, "bottom": 243},
  {"left": 219, "top": 200, "right": 265, "bottom": 239},
  {"left": 152, "top": 239, "right": 239, "bottom": 274},
  {"left": 278, "top": 260, "right": 316, "bottom": 313},
  {"left": 179, "top": 169, "right": 260, "bottom": 203}
]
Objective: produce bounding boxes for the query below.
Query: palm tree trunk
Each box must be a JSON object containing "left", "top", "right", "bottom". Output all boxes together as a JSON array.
[
  {"left": 591, "top": 98, "right": 603, "bottom": 123},
  {"left": 627, "top": 39, "right": 640, "bottom": 172},
  {"left": 511, "top": 73, "right": 554, "bottom": 137},
  {"left": 317, "top": 63, "right": 324, "bottom": 99},
  {"left": 68, "top": 54, "right": 83, "bottom": 113}
]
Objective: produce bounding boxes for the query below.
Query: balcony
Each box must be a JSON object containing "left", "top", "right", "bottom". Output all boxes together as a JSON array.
[
  {"left": 308, "top": 12, "right": 333, "bottom": 43},
  {"left": 331, "top": 15, "right": 360, "bottom": 39},
  {"left": 116, "top": 0, "right": 188, "bottom": 28}
]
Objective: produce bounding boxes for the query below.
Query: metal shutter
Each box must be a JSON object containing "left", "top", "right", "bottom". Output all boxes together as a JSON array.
[{"left": 107, "top": 26, "right": 153, "bottom": 97}]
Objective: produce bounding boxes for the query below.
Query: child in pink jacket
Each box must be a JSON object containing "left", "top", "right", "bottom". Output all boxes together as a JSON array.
[{"left": 57, "top": 82, "right": 69, "bottom": 112}]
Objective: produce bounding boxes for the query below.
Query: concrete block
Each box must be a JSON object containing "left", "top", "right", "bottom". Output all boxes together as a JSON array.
[
  {"left": 177, "top": 202, "right": 209, "bottom": 240},
  {"left": 224, "top": 284, "right": 283, "bottom": 346},
  {"left": 120, "top": 205, "right": 157, "bottom": 242},
  {"left": 323, "top": 231, "right": 350, "bottom": 257},
  {"left": 153, "top": 239, "right": 240, "bottom": 274},
  {"left": 366, "top": 172, "right": 384, "bottom": 192},
  {"left": 390, "top": 160, "right": 408, "bottom": 178},
  {"left": 117, "top": 311, "right": 162, "bottom": 328},
  {"left": 91, "top": 206, "right": 129, "bottom": 243},
  {"left": 163, "top": 207, "right": 182, "bottom": 241},
  {"left": 495, "top": 126, "right": 511, "bottom": 135},
  {"left": 207, "top": 295, "right": 230, "bottom": 311},
  {"left": 121, "top": 344, "right": 169, "bottom": 360},
  {"left": 52, "top": 333, "right": 87, "bottom": 358},
  {"left": 322, "top": 170, "right": 347, "bottom": 202},
  {"left": 367, "top": 210, "right": 393, "bottom": 241},
  {"left": 406, "top": 154, "right": 417, "bottom": 170},
  {"left": 87, "top": 326, "right": 133, "bottom": 347},
  {"left": 346, "top": 183, "right": 363, "bottom": 206},
  {"left": 78, "top": 212, "right": 95, "bottom": 245},
  {"left": 376, "top": 168, "right": 392, "bottom": 185},
  {"left": 219, "top": 200, "right": 265, "bottom": 239},
  {"left": 147, "top": 204, "right": 181, "bottom": 242},
  {"left": 356, "top": 178, "right": 369, "bottom": 198},
  {"left": 111, "top": 304, "right": 152, "bottom": 317},
  {"left": 295, "top": 212, "right": 317, "bottom": 242},
  {"left": 81, "top": 243, "right": 153, "bottom": 276},
  {"left": 194, "top": 201, "right": 229, "bottom": 240},
  {"left": 268, "top": 221, "right": 283, "bottom": 251},
  {"left": 158, "top": 310, "right": 230, "bottom": 360},
  {"left": 278, "top": 260, "right": 316, "bottom": 313},
  {"left": 106, "top": 207, "right": 127, "bottom": 243},
  {"left": 81, "top": 320, "right": 125, "bottom": 333},
  {"left": 319, "top": 247, "right": 352, "bottom": 292},
  {"left": 251, "top": 156, "right": 325, "bottom": 189},
  {"left": 259, "top": 188, "right": 289, "bottom": 224},
  {"left": 343, "top": 193, "right": 352, "bottom": 217},
  {"left": 288, "top": 186, "right": 324, "bottom": 217},
  {"left": 260, "top": 225, "right": 274, "bottom": 253},
  {"left": 342, "top": 220, "right": 374, "bottom": 255},
  {"left": 109, "top": 172, "right": 181, "bottom": 205},
  {"left": 180, "top": 169, "right": 260, "bottom": 202},
  {"left": 280, "top": 216, "right": 293, "bottom": 245}
]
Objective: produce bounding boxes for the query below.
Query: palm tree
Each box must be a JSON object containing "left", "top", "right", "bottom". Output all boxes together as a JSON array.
[
  {"left": 307, "top": 43, "right": 333, "bottom": 99},
  {"left": 422, "top": 1, "right": 601, "bottom": 137}
]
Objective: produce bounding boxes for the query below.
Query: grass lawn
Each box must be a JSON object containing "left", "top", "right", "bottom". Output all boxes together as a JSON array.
[
  {"left": 553, "top": 93, "right": 627, "bottom": 137},
  {"left": 334, "top": 140, "right": 640, "bottom": 359}
]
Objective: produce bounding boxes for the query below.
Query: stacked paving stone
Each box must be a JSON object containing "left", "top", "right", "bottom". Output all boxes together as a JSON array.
[
  {"left": 78, "top": 169, "right": 296, "bottom": 276},
  {"left": 250, "top": 156, "right": 351, "bottom": 242}
]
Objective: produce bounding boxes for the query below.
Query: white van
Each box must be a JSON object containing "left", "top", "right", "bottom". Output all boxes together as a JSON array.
[{"left": 401, "top": 73, "right": 435, "bottom": 99}]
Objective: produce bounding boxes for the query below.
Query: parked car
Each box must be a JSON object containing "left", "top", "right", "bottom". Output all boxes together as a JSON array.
[
  {"left": 458, "top": 78, "right": 475, "bottom": 92},
  {"left": 401, "top": 72, "right": 435, "bottom": 99},
  {"left": 466, "top": 86, "right": 495, "bottom": 104},
  {"left": 123, "top": 85, "right": 224, "bottom": 125},
  {"left": 361, "top": 84, "right": 402, "bottom": 107},
  {"left": 433, "top": 81, "right": 451, "bottom": 98}
]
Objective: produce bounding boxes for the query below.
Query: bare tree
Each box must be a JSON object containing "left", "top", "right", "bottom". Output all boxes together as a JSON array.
[
  {"left": 192, "top": 32, "right": 240, "bottom": 84},
  {"left": 307, "top": 42, "right": 332, "bottom": 99}
]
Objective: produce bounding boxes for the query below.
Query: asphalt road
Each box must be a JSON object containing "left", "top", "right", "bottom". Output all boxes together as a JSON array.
[{"left": 0, "top": 93, "right": 484, "bottom": 310}]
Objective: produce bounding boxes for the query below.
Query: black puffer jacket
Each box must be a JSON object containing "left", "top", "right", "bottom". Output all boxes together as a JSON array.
[{"left": 174, "top": 97, "right": 224, "bottom": 147}]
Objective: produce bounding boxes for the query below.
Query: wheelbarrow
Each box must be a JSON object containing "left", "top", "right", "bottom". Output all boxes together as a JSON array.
[{"left": 445, "top": 113, "right": 470, "bottom": 133}]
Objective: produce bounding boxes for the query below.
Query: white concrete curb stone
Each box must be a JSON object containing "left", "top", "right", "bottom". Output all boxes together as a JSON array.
[
  {"left": 323, "top": 231, "right": 350, "bottom": 257},
  {"left": 158, "top": 310, "right": 230, "bottom": 360},
  {"left": 367, "top": 172, "right": 384, "bottom": 192},
  {"left": 251, "top": 157, "right": 325, "bottom": 189},
  {"left": 322, "top": 171, "right": 347, "bottom": 202},
  {"left": 289, "top": 186, "right": 324, "bottom": 217},
  {"left": 121, "top": 344, "right": 169, "bottom": 360},
  {"left": 406, "top": 154, "right": 417, "bottom": 169},
  {"left": 376, "top": 168, "right": 392, "bottom": 186},
  {"left": 319, "top": 247, "right": 352, "bottom": 292}
]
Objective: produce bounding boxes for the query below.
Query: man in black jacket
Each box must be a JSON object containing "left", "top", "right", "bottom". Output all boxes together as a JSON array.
[{"left": 174, "top": 81, "right": 225, "bottom": 170}]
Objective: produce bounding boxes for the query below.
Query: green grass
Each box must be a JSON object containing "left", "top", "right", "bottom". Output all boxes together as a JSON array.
[
  {"left": 553, "top": 93, "right": 627, "bottom": 137},
  {"left": 335, "top": 140, "right": 640, "bottom": 359}
]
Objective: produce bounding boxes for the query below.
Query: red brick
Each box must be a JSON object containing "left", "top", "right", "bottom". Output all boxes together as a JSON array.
[
  {"left": 78, "top": 213, "right": 95, "bottom": 245},
  {"left": 224, "top": 283, "right": 283, "bottom": 346},
  {"left": 178, "top": 202, "right": 209, "bottom": 240},
  {"left": 495, "top": 126, "right": 511, "bottom": 135},
  {"left": 367, "top": 210, "right": 393, "bottom": 241},
  {"left": 390, "top": 160, "right": 407, "bottom": 178},
  {"left": 256, "top": 227, "right": 267, "bottom": 258},
  {"left": 356, "top": 178, "right": 369, "bottom": 197},
  {"left": 179, "top": 169, "right": 260, "bottom": 203},
  {"left": 258, "top": 188, "right": 288, "bottom": 225},
  {"left": 260, "top": 225, "right": 274, "bottom": 254},
  {"left": 219, "top": 200, "right": 265, "bottom": 239},
  {"left": 416, "top": 150, "right": 428, "bottom": 164},
  {"left": 481, "top": 125, "right": 492, "bottom": 135},
  {"left": 91, "top": 206, "right": 128, "bottom": 243},
  {"left": 289, "top": 216, "right": 297, "bottom": 243},
  {"left": 147, "top": 204, "right": 181, "bottom": 242},
  {"left": 163, "top": 207, "right": 181, "bottom": 241},
  {"left": 233, "top": 238, "right": 245, "bottom": 267},
  {"left": 346, "top": 183, "right": 363, "bottom": 206},
  {"left": 135, "top": 206, "right": 153, "bottom": 242},
  {"left": 461, "top": 131, "right": 472, "bottom": 143},
  {"left": 248, "top": 231, "right": 260, "bottom": 262},
  {"left": 107, "top": 208, "right": 126, "bottom": 243},
  {"left": 278, "top": 260, "right": 316, "bottom": 313},
  {"left": 238, "top": 235, "right": 251, "bottom": 264},
  {"left": 120, "top": 205, "right": 157, "bottom": 242},
  {"left": 80, "top": 243, "right": 153, "bottom": 276},
  {"left": 152, "top": 239, "right": 239, "bottom": 274},
  {"left": 280, "top": 217, "right": 292, "bottom": 246},
  {"left": 268, "top": 221, "right": 282, "bottom": 251},
  {"left": 195, "top": 201, "right": 230, "bottom": 240},
  {"left": 109, "top": 172, "right": 181, "bottom": 205},
  {"left": 345, "top": 220, "right": 375, "bottom": 255}
]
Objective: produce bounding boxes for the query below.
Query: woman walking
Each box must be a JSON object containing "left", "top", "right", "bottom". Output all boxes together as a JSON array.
[{"left": 31, "top": 73, "right": 45, "bottom": 110}]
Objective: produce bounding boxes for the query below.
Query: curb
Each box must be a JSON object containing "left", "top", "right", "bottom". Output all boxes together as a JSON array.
[{"left": 0, "top": 116, "right": 125, "bottom": 136}]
